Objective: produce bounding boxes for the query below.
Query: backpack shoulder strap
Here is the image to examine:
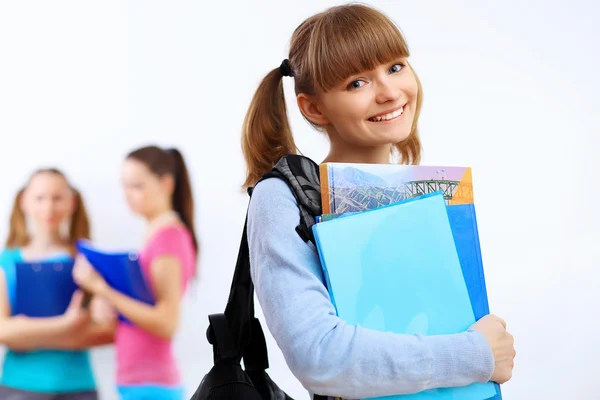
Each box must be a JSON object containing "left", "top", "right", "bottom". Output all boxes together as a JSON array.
[
  {"left": 257, "top": 154, "right": 322, "bottom": 244},
  {"left": 212, "top": 155, "right": 328, "bottom": 399}
]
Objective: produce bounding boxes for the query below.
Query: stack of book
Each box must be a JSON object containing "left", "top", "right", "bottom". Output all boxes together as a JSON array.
[{"left": 312, "top": 162, "right": 501, "bottom": 400}]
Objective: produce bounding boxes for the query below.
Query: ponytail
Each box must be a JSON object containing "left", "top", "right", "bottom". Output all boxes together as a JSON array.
[
  {"left": 167, "top": 148, "right": 199, "bottom": 255},
  {"left": 68, "top": 188, "right": 91, "bottom": 248},
  {"left": 5, "top": 189, "right": 29, "bottom": 248},
  {"left": 242, "top": 68, "right": 297, "bottom": 189}
]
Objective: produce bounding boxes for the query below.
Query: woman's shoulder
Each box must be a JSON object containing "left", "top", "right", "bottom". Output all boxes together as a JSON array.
[
  {"left": 0, "top": 247, "right": 21, "bottom": 267},
  {"left": 249, "top": 176, "right": 300, "bottom": 218},
  {"left": 247, "top": 176, "right": 317, "bottom": 257},
  {"left": 143, "top": 223, "right": 195, "bottom": 259},
  {"left": 151, "top": 222, "right": 191, "bottom": 242}
]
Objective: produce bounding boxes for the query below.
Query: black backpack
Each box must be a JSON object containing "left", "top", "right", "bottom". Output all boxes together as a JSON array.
[{"left": 190, "top": 155, "right": 330, "bottom": 400}]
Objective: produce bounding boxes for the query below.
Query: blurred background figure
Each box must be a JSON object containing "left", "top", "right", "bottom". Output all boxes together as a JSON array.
[
  {"left": 73, "top": 146, "right": 199, "bottom": 400},
  {"left": 0, "top": 168, "right": 116, "bottom": 400}
]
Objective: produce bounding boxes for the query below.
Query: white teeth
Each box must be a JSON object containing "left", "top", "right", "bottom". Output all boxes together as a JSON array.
[{"left": 370, "top": 106, "right": 404, "bottom": 122}]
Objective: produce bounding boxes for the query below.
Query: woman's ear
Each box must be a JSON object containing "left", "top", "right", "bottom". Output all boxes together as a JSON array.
[
  {"left": 297, "top": 93, "right": 330, "bottom": 126},
  {"left": 161, "top": 174, "right": 175, "bottom": 196}
]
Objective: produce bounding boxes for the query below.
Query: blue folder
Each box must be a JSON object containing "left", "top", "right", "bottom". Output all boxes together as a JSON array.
[
  {"left": 75, "top": 240, "right": 154, "bottom": 324},
  {"left": 321, "top": 202, "right": 492, "bottom": 320},
  {"left": 446, "top": 204, "right": 500, "bottom": 399},
  {"left": 312, "top": 192, "right": 497, "bottom": 400},
  {"left": 14, "top": 259, "right": 78, "bottom": 317},
  {"left": 446, "top": 204, "right": 489, "bottom": 320}
]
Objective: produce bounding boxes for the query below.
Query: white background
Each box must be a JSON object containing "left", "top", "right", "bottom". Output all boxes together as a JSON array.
[{"left": 0, "top": 1, "right": 598, "bottom": 399}]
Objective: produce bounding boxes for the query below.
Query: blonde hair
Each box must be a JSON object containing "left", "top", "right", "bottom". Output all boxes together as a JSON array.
[
  {"left": 242, "top": 3, "right": 423, "bottom": 189},
  {"left": 5, "top": 168, "right": 90, "bottom": 254}
]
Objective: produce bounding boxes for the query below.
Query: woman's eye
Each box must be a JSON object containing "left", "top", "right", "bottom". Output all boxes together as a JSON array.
[
  {"left": 348, "top": 79, "right": 366, "bottom": 90},
  {"left": 390, "top": 63, "right": 403, "bottom": 73}
]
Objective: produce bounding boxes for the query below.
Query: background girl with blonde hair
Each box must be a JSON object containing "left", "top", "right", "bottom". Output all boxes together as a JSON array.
[{"left": 0, "top": 168, "right": 116, "bottom": 400}]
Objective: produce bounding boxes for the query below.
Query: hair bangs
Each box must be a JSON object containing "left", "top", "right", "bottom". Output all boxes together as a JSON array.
[{"left": 310, "top": 5, "right": 410, "bottom": 91}]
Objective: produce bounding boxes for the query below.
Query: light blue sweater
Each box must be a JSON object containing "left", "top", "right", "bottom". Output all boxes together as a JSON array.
[{"left": 247, "top": 177, "right": 495, "bottom": 399}]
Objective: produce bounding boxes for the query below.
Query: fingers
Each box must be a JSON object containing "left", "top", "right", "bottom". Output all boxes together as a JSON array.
[
  {"left": 72, "top": 262, "right": 88, "bottom": 283},
  {"left": 72, "top": 289, "right": 83, "bottom": 301},
  {"left": 72, "top": 267, "right": 81, "bottom": 284},
  {"left": 69, "top": 290, "right": 83, "bottom": 308},
  {"left": 489, "top": 314, "right": 506, "bottom": 329}
]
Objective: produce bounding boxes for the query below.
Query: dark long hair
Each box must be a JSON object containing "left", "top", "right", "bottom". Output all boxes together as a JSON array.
[{"left": 126, "top": 145, "right": 199, "bottom": 256}]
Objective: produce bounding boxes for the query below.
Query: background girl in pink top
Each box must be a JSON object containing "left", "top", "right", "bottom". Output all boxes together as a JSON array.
[{"left": 73, "top": 145, "right": 199, "bottom": 400}]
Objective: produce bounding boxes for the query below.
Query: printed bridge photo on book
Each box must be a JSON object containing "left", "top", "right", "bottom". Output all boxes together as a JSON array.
[{"left": 320, "top": 162, "right": 475, "bottom": 215}]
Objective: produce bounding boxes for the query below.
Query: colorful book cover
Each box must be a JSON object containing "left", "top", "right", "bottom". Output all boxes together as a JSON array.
[{"left": 319, "top": 162, "right": 474, "bottom": 214}]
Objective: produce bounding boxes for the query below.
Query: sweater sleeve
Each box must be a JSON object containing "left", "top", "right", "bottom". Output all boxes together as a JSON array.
[{"left": 247, "top": 177, "right": 494, "bottom": 399}]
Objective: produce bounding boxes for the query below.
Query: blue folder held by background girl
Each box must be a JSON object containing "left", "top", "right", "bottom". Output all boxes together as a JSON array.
[
  {"left": 14, "top": 259, "right": 77, "bottom": 317},
  {"left": 75, "top": 240, "right": 154, "bottom": 324}
]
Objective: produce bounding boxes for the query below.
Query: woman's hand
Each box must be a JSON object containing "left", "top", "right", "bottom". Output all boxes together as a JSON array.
[
  {"left": 90, "top": 295, "right": 116, "bottom": 324},
  {"left": 470, "top": 314, "right": 516, "bottom": 384},
  {"left": 62, "top": 290, "right": 91, "bottom": 331},
  {"left": 72, "top": 255, "right": 108, "bottom": 296}
]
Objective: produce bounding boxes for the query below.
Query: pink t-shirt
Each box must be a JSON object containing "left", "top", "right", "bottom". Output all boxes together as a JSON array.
[{"left": 115, "top": 224, "right": 196, "bottom": 386}]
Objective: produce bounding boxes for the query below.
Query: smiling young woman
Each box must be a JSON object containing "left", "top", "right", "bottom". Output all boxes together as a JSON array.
[{"left": 240, "top": 3, "right": 516, "bottom": 400}]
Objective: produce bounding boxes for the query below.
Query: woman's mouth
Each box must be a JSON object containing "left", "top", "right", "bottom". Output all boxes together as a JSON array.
[{"left": 368, "top": 106, "right": 405, "bottom": 122}]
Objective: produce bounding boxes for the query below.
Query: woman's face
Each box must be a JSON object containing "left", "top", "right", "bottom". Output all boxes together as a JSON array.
[
  {"left": 21, "top": 172, "right": 74, "bottom": 232},
  {"left": 121, "top": 158, "right": 170, "bottom": 217},
  {"left": 301, "top": 59, "right": 419, "bottom": 158}
]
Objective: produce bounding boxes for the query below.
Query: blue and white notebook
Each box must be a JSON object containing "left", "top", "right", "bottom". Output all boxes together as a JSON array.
[
  {"left": 76, "top": 240, "right": 154, "bottom": 324},
  {"left": 312, "top": 192, "right": 497, "bottom": 400},
  {"left": 14, "top": 259, "right": 78, "bottom": 317}
]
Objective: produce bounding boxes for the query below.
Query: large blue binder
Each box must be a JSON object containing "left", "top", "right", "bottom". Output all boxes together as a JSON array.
[
  {"left": 312, "top": 192, "right": 497, "bottom": 400},
  {"left": 75, "top": 240, "right": 154, "bottom": 324},
  {"left": 14, "top": 259, "right": 78, "bottom": 317}
]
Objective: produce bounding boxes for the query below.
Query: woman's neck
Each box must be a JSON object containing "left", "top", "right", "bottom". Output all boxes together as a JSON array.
[
  {"left": 143, "top": 209, "right": 180, "bottom": 243},
  {"left": 323, "top": 142, "right": 393, "bottom": 165},
  {"left": 146, "top": 208, "right": 178, "bottom": 226},
  {"left": 21, "top": 231, "right": 70, "bottom": 259}
]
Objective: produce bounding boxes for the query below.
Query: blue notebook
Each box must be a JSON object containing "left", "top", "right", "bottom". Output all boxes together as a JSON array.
[
  {"left": 14, "top": 259, "right": 78, "bottom": 317},
  {"left": 446, "top": 204, "right": 489, "bottom": 320},
  {"left": 312, "top": 192, "right": 497, "bottom": 400},
  {"left": 75, "top": 240, "right": 154, "bottom": 324},
  {"left": 320, "top": 201, "right": 490, "bottom": 319}
]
